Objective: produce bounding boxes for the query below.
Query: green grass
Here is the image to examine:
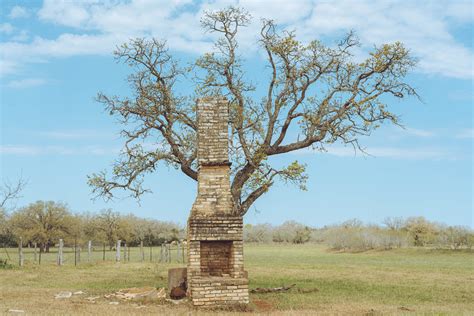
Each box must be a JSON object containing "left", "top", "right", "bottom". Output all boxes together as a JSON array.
[{"left": 1, "top": 244, "right": 473, "bottom": 315}]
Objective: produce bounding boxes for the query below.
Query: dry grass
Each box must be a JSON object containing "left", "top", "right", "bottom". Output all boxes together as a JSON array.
[{"left": 1, "top": 244, "right": 473, "bottom": 315}]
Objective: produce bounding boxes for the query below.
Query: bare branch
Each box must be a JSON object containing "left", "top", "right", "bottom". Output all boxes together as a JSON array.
[{"left": 1, "top": 177, "right": 28, "bottom": 209}]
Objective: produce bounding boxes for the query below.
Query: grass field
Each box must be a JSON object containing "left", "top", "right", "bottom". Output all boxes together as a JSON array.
[{"left": 1, "top": 244, "right": 473, "bottom": 315}]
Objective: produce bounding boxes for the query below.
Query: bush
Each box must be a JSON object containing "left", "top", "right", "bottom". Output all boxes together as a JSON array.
[
  {"left": 0, "top": 258, "right": 14, "bottom": 269},
  {"left": 244, "top": 224, "right": 273, "bottom": 243},
  {"left": 324, "top": 219, "right": 409, "bottom": 252},
  {"left": 272, "top": 221, "right": 313, "bottom": 244}
]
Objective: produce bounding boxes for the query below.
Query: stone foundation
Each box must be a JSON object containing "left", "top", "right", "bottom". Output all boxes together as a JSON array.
[{"left": 189, "top": 277, "right": 249, "bottom": 306}]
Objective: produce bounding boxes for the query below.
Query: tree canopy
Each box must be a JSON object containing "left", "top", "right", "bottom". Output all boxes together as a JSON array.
[{"left": 88, "top": 7, "right": 417, "bottom": 216}]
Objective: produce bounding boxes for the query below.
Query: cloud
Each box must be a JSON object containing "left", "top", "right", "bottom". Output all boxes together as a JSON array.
[
  {"left": 403, "top": 128, "right": 435, "bottom": 138},
  {"left": 9, "top": 6, "right": 30, "bottom": 19},
  {"left": 0, "top": 23, "right": 14, "bottom": 34},
  {"left": 299, "top": 0, "right": 473, "bottom": 79},
  {"left": 6, "top": 78, "right": 47, "bottom": 88},
  {"left": 456, "top": 128, "right": 474, "bottom": 139},
  {"left": 296, "top": 145, "right": 455, "bottom": 160},
  {"left": 37, "top": 129, "right": 116, "bottom": 140},
  {"left": 0, "top": 0, "right": 473, "bottom": 79},
  {"left": 0, "top": 145, "right": 120, "bottom": 156}
]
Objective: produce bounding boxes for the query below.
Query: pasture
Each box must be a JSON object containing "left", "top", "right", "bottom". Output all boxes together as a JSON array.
[{"left": 1, "top": 244, "right": 473, "bottom": 315}]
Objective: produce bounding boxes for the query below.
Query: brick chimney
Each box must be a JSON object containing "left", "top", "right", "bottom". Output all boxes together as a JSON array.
[{"left": 187, "top": 97, "right": 249, "bottom": 306}]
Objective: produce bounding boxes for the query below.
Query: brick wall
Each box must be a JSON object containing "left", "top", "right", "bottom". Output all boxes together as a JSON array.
[{"left": 200, "top": 241, "right": 232, "bottom": 276}]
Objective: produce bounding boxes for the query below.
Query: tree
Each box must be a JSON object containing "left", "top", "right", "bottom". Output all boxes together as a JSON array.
[
  {"left": 10, "top": 201, "right": 73, "bottom": 252},
  {"left": 404, "top": 217, "right": 438, "bottom": 246},
  {"left": 93, "top": 209, "right": 124, "bottom": 249},
  {"left": 88, "top": 7, "right": 417, "bottom": 216}
]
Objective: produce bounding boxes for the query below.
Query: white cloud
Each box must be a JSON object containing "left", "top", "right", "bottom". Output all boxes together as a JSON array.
[
  {"left": 9, "top": 6, "right": 30, "bottom": 19},
  {"left": 0, "top": 23, "right": 14, "bottom": 34},
  {"left": 38, "top": 0, "right": 93, "bottom": 28},
  {"left": 296, "top": 145, "right": 455, "bottom": 160},
  {"left": 456, "top": 128, "right": 474, "bottom": 139},
  {"left": 0, "top": 145, "right": 120, "bottom": 156},
  {"left": 300, "top": 0, "right": 473, "bottom": 79},
  {"left": 10, "top": 30, "right": 29, "bottom": 42},
  {"left": 0, "top": 0, "right": 473, "bottom": 79},
  {"left": 38, "top": 129, "right": 116, "bottom": 140},
  {"left": 6, "top": 78, "right": 47, "bottom": 88},
  {"left": 403, "top": 128, "right": 435, "bottom": 138}
]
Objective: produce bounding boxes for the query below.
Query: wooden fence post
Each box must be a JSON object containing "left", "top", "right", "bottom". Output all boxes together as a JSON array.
[
  {"left": 33, "top": 242, "right": 37, "bottom": 263},
  {"left": 128, "top": 244, "right": 131, "bottom": 262},
  {"left": 116, "top": 240, "right": 121, "bottom": 262},
  {"left": 123, "top": 243, "right": 127, "bottom": 262},
  {"left": 160, "top": 244, "right": 164, "bottom": 262},
  {"left": 57, "top": 239, "right": 63, "bottom": 266},
  {"left": 88, "top": 240, "right": 92, "bottom": 262},
  {"left": 18, "top": 237, "right": 23, "bottom": 267},
  {"left": 140, "top": 240, "right": 144, "bottom": 262},
  {"left": 181, "top": 244, "right": 187, "bottom": 263},
  {"left": 102, "top": 243, "right": 106, "bottom": 261},
  {"left": 177, "top": 242, "right": 181, "bottom": 263},
  {"left": 74, "top": 238, "right": 77, "bottom": 266},
  {"left": 149, "top": 243, "right": 152, "bottom": 262},
  {"left": 167, "top": 243, "right": 171, "bottom": 263}
]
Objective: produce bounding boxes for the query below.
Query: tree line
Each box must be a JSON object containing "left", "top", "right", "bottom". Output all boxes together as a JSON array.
[
  {"left": 245, "top": 217, "right": 473, "bottom": 251},
  {"left": 0, "top": 201, "right": 183, "bottom": 252},
  {"left": 1, "top": 200, "right": 472, "bottom": 252}
]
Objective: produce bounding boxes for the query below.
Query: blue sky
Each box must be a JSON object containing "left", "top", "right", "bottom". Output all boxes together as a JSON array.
[{"left": 1, "top": 0, "right": 472, "bottom": 228}]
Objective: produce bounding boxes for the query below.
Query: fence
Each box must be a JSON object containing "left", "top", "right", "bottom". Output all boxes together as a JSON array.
[{"left": 1, "top": 239, "right": 187, "bottom": 267}]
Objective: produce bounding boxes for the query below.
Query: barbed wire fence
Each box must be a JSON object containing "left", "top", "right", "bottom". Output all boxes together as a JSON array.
[{"left": 2, "top": 238, "right": 187, "bottom": 267}]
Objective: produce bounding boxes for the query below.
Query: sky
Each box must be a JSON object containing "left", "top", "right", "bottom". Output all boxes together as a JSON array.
[{"left": 0, "top": 0, "right": 473, "bottom": 228}]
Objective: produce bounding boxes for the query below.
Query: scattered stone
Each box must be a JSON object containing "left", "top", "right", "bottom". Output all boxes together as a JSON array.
[
  {"left": 109, "top": 301, "right": 119, "bottom": 305},
  {"left": 86, "top": 296, "right": 100, "bottom": 301},
  {"left": 73, "top": 291, "right": 85, "bottom": 295},
  {"left": 170, "top": 286, "right": 186, "bottom": 300},
  {"left": 250, "top": 284, "right": 296, "bottom": 293},
  {"left": 105, "top": 287, "right": 166, "bottom": 301},
  {"left": 7, "top": 310, "right": 25, "bottom": 314},
  {"left": 399, "top": 306, "right": 414, "bottom": 311},
  {"left": 166, "top": 298, "right": 187, "bottom": 305},
  {"left": 54, "top": 291, "right": 72, "bottom": 299}
]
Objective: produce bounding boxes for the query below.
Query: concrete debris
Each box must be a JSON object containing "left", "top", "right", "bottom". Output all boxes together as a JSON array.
[
  {"left": 73, "top": 291, "right": 85, "bottom": 295},
  {"left": 7, "top": 310, "right": 25, "bottom": 314},
  {"left": 86, "top": 296, "right": 100, "bottom": 301},
  {"left": 54, "top": 291, "right": 72, "bottom": 299},
  {"left": 166, "top": 298, "right": 187, "bottom": 305},
  {"left": 106, "top": 287, "right": 166, "bottom": 301}
]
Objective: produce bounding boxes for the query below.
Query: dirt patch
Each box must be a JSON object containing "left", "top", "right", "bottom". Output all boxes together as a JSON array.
[{"left": 253, "top": 299, "right": 275, "bottom": 312}]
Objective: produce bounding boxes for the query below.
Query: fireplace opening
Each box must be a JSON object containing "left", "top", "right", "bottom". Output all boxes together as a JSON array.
[{"left": 200, "top": 241, "right": 233, "bottom": 277}]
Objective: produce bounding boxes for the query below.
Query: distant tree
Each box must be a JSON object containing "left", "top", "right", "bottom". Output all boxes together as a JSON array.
[
  {"left": 244, "top": 223, "right": 273, "bottom": 243},
  {"left": 404, "top": 217, "right": 438, "bottom": 246},
  {"left": 88, "top": 7, "right": 417, "bottom": 216},
  {"left": 437, "top": 225, "right": 472, "bottom": 249},
  {"left": 93, "top": 209, "right": 128, "bottom": 249},
  {"left": 272, "top": 220, "right": 312, "bottom": 243},
  {"left": 10, "top": 201, "right": 73, "bottom": 252},
  {"left": 0, "top": 208, "right": 15, "bottom": 246},
  {"left": 383, "top": 217, "right": 405, "bottom": 231}
]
